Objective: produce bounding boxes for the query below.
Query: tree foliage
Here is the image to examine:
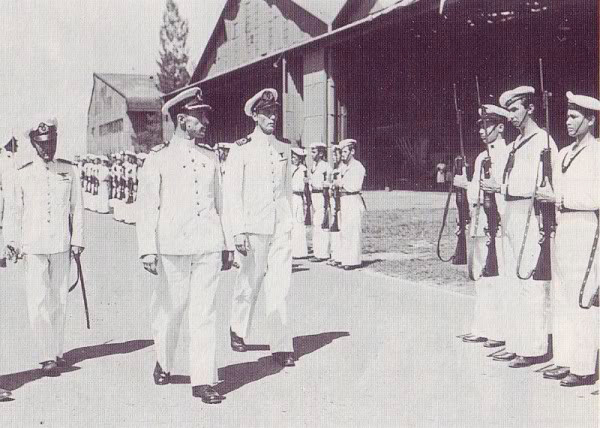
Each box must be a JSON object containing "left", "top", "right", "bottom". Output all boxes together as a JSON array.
[{"left": 156, "top": 0, "right": 191, "bottom": 93}]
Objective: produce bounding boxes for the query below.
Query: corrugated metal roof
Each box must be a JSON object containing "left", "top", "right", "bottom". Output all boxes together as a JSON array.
[
  {"left": 292, "top": 0, "right": 347, "bottom": 24},
  {"left": 95, "top": 73, "right": 162, "bottom": 111}
]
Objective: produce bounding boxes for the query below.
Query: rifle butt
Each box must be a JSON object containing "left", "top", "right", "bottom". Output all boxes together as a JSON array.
[
  {"left": 452, "top": 232, "right": 468, "bottom": 265},
  {"left": 532, "top": 238, "right": 552, "bottom": 281}
]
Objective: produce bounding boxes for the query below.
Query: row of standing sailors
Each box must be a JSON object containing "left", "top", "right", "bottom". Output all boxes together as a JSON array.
[
  {"left": 290, "top": 140, "right": 366, "bottom": 270},
  {"left": 78, "top": 153, "right": 146, "bottom": 224}
]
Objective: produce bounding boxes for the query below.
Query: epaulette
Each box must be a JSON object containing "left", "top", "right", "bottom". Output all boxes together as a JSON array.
[
  {"left": 56, "top": 158, "right": 75, "bottom": 165},
  {"left": 151, "top": 142, "right": 168, "bottom": 152},
  {"left": 235, "top": 135, "right": 252, "bottom": 146},
  {"left": 18, "top": 161, "right": 32, "bottom": 170}
]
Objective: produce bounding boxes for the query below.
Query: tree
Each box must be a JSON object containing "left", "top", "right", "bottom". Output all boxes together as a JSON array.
[
  {"left": 156, "top": 0, "right": 191, "bottom": 93},
  {"left": 132, "top": 112, "right": 163, "bottom": 153}
]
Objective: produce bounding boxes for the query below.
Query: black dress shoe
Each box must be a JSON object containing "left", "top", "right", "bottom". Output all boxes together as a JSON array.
[
  {"left": 272, "top": 352, "right": 295, "bottom": 367},
  {"left": 462, "top": 336, "right": 487, "bottom": 343},
  {"left": 543, "top": 366, "right": 570, "bottom": 380},
  {"left": 560, "top": 373, "right": 596, "bottom": 387},
  {"left": 483, "top": 340, "right": 505, "bottom": 348},
  {"left": 230, "top": 329, "right": 248, "bottom": 352},
  {"left": 40, "top": 360, "right": 60, "bottom": 377},
  {"left": 343, "top": 264, "right": 361, "bottom": 271},
  {"left": 153, "top": 362, "right": 170, "bottom": 385},
  {"left": 492, "top": 352, "right": 516, "bottom": 361},
  {"left": 192, "top": 385, "right": 224, "bottom": 404},
  {"left": 508, "top": 356, "right": 535, "bottom": 368},
  {"left": 0, "top": 388, "right": 12, "bottom": 401}
]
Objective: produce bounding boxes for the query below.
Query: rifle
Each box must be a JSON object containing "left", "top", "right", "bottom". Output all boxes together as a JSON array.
[
  {"left": 437, "top": 84, "right": 469, "bottom": 265},
  {"left": 475, "top": 77, "right": 499, "bottom": 277},
  {"left": 303, "top": 169, "right": 312, "bottom": 226},
  {"left": 330, "top": 171, "right": 341, "bottom": 232},
  {"left": 530, "top": 58, "right": 556, "bottom": 281},
  {"left": 322, "top": 171, "right": 330, "bottom": 230}
]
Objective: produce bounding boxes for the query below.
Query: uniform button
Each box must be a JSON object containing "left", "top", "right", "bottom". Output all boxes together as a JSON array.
[{"left": 191, "top": 159, "right": 195, "bottom": 163}]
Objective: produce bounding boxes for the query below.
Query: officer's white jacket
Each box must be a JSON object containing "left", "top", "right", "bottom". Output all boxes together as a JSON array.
[
  {"left": 340, "top": 158, "right": 366, "bottom": 192},
  {"left": 222, "top": 128, "right": 293, "bottom": 239},
  {"left": 6, "top": 157, "right": 84, "bottom": 254},
  {"left": 467, "top": 138, "right": 508, "bottom": 213},
  {"left": 136, "top": 136, "right": 230, "bottom": 257},
  {"left": 552, "top": 136, "right": 600, "bottom": 211},
  {"left": 500, "top": 126, "right": 558, "bottom": 198},
  {"left": 310, "top": 160, "right": 332, "bottom": 190}
]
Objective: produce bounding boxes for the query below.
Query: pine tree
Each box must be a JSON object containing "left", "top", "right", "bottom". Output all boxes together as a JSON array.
[{"left": 156, "top": 0, "right": 191, "bottom": 93}]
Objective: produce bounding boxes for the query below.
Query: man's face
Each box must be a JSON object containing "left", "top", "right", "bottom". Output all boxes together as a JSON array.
[
  {"left": 311, "top": 147, "right": 321, "bottom": 161},
  {"left": 32, "top": 137, "right": 57, "bottom": 162},
  {"left": 332, "top": 149, "right": 341, "bottom": 164},
  {"left": 566, "top": 109, "right": 592, "bottom": 138},
  {"left": 507, "top": 99, "right": 531, "bottom": 129},
  {"left": 182, "top": 110, "right": 210, "bottom": 139},
  {"left": 341, "top": 146, "right": 353, "bottom": 163},
  {"left": 291, "top": 153, "right": 301, "bottom": 166},
  {"left": 478, "top": 122, "right": 502, "bottom": 144},
  {"left": 254, "top": 106, "right": 278, "bottom": 135}
]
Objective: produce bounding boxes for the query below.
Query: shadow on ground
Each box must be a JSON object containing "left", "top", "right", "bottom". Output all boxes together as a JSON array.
[
  {"left": 171, "top": 332, "right": 350, "bottom": 395},
  {"left": 0, "top": 340, "right": 153, "bottom": 391}
]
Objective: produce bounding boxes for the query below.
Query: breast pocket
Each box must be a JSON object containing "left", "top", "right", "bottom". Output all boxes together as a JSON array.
[{"left": 53, "top": 175, "right": 72, "bottom": 207}]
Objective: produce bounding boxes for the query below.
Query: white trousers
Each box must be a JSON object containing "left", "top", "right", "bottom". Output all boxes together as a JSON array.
[
  {"left": 552, "top": 212, "right": 599, "bottom": 375},
  {"left": 151, "top": 252, "right": 221, "bottom": 386},
  {"left": 230, "top": 230, "right": 293, "bottom": 353},
  {"left": 311, "top": 193, "right": 330, "bottom": 259},
  {"left": 113, "top": 200, "right": 125, "bottom": 221},
  {"left": 97, "top": 184, "right": 110, "bottom": 214},
  {"left": 340, "top": 195, "right": 364, "bottom": 267},
  {"left": 470, "top": 235, "right": 507, "bottom": 341},
  {"left": 330, "top": 231, "right": 341, "bottom": 263},
  {"left": 25, "top": 251, "right": 72, "bottom": 362},
  {"left": 502, "top": 200, "right": 549, "bottom": 357},
  {"left": 291, "top": 194, "right": 308, "bottom": 258},
  {"left": 124, "top": 201, "right": 136, "bottom": 224}
]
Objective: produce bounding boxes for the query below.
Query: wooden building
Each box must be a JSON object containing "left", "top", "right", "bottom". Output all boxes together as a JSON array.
[
  {"left": 167, "top": 0, "right": 597, "bottom": 189},
  {"left": 87, "top": 73, "right": 162, "bottom": 155}
]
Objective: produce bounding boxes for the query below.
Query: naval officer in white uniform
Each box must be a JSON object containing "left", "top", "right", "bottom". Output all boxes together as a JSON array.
[
  {"left": 3, "top": 118, "right": 84, "bottom": 377},
  {"left": 222, "top": 88, "right": 295, "bottom": 367},
  {"left": 136, "top": 87, "right": 233, "bottom": 404}
]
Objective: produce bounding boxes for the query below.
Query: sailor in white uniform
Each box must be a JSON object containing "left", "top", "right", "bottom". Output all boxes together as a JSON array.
[
  {"left": 536, "top": 92, "right": 600, "bottom": 387},
  {"left": 290, "top": 147, "right": 309, "bottom": 259}
]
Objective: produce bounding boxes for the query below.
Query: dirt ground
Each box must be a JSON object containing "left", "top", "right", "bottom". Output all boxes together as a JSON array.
[{"left": 359, "top": 191, "right": 475, "bottom": 295}]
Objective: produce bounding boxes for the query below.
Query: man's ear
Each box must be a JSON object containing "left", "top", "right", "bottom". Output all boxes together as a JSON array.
[
  {"left": 587, "top": 114, "right": 596, "bottom": 128},
  {"left": 497, "top": 123, "right": 505, "bottom": 133},
  {"left": 527, "top": 103, "right": 535, "bottom": 115}
]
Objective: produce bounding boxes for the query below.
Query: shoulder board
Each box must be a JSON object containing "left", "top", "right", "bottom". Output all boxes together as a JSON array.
[
  {"left": 56, "top": 158, "right": 75, "bottom": 166},
  {"left": 151, "top": 143, "right": 168, "bottom": 152},
  {"left": 235, "top": 135, "right": 252, "bottom": 146},
  {"left": 18, "top": 161, "right": 33, "bottom": 170}
]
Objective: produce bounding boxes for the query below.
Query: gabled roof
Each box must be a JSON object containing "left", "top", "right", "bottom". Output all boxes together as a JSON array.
[
  {"left": 293, "top": 0, "right": 347, "bottom": 24},
  {"left": 190, "top": 0, "right": 349, "bottom": 83},
  {"left": 94, "top": 73, "right": 162, "bottom": 111}
]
